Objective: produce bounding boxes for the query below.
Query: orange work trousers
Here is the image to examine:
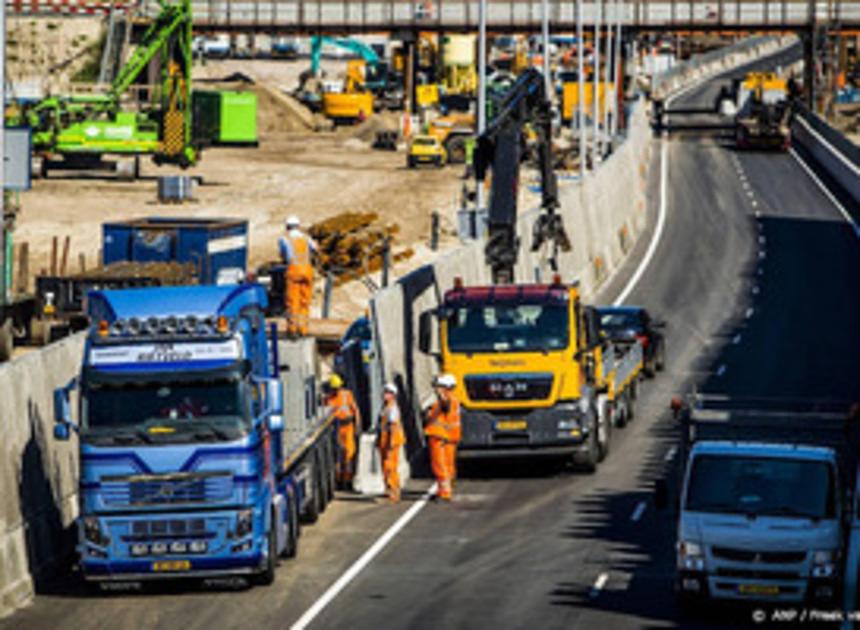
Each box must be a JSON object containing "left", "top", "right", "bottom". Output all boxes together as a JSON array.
[
  {"left": 379, "top": 446, "right": 400, "bottom": 502},
  {"left": 336, "top": 423, "right": 356, "bottom": 484},
  {"left": 428, "top": 437, "right": 456, "bottom": 499},
  {"left": 285, "top": 265, "right": 313, "bottom": 336}
]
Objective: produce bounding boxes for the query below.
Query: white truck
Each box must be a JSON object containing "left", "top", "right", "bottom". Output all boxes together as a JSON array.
[{"left": 658, "top": 396, "right": 855, "bottom": 611}]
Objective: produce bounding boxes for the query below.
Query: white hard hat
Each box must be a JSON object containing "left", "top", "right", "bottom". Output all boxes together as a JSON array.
[
  {"left": 435, "top": 373, "right": 456, "bottom": 389},
  {"left": 384, "top": 382, "right": 398, "bottom": 395},
  {"left": 286, "top": 215, "right": 301, "bottom": 229}
]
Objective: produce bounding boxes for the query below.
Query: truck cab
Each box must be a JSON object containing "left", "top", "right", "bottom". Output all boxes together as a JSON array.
[
  {"left": 669, "top": 398, "right": 851, "bottom": 608},
  {"left": 419, "top": 278, "right": 609, "bottom": 468},
  {"left": 52, "top": 284, "right": 296, "bottom": 584}
]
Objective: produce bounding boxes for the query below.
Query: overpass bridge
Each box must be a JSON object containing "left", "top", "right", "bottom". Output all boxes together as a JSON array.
[{"left": 8, "top": 0, "right": 860, "bottom": 33}]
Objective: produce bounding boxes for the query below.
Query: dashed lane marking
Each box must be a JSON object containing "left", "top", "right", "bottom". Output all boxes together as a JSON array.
[
  {"left": 631, "top": 501, "right": 647, "bottom": 522},
  {"left": 590, "top": 573, "right": 610, "bottom": 598}
]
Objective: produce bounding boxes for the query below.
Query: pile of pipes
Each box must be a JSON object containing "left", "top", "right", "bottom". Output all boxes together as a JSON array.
[{"left": 308, "top": 212, "right": 413, "bottom": 285}]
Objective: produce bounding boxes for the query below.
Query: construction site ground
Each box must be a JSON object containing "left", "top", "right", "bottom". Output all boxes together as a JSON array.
[{"left": 13, "top": 57, "right": 467, "bottom": 321}]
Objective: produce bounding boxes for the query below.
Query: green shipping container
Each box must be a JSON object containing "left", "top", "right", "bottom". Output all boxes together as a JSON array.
[{"left": 192, "top": 90, "right": 258, "bottom": 146}]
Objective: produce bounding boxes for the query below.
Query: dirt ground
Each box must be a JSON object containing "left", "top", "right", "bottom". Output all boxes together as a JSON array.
[{"left": 13, "top": 57, "right": 467, "bottom": 319}]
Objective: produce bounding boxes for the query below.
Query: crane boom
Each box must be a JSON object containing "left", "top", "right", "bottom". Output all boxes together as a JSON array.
[{"left": 474, "top": 67, "right": 571, "bottom": 284}]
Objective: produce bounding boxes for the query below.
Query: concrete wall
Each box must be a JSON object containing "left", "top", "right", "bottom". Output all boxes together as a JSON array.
[
  {"left": 0, "top": 334, "right": 84, "bottom": 618},
  {"left": 792, "top": 105, "right": 860, "bottom": 212}
]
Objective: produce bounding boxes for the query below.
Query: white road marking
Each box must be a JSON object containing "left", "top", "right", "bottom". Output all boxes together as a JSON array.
[
  {"left": 751, "top": 199, "right": 758, "bottom": 208},
  {"left": 755, "top": 210, "right": 762, "bottom": 218},
  {"left": 758, "top": 251, "right": 766, "bottom": 259},
  {"left": 746, "top": 307, "right": 755, "bottom": 319},
  {"left": 789, "top": 148, "right": 860, "bottom": 240},
  {"left": 757, "top": 268, "right": 764, "bottom": 276},
  {"left": 746, "top": 190, "right": 755, "bottom": 198},
  {"left": 664, "top": 446, "right": 678, "bottom": 462},
  {"left": 758, "top": 235, "right": 766, "bottom": 245},
  {"left": 613, "top": 136, "right": 669, "bottom": 306},
  {"left": 290, "top": 484, "right": 438, "bottom": 630},
  {"left": 732, "top": 334, "right": 742, "bottom": 345},
  {"left": 752, "top": 285, "right": 760, "bottom": 295},
  {"left": 717, "top": 364, "right": 727, "bottom": 377},
  {"left": 631, "top": 501, "right": 647, "bottom": 522},
  {"left": 590, "top": 572, "right": 610, "bottom": 597}
]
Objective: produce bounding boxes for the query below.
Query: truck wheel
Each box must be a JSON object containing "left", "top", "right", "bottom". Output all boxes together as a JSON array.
[
  {"left": 254, "top": 512, "right": 277, "bottom": 586},
  {"left": 0, "top": 319, "right": 13, "bottom": 362},
  {"left": 281, "top": 494, "right": 299, "bottom": 559},
  {"left": 596, "top": 397, "right": 612, "bottom": 463},
  {"left": 574, "top": 412, "right": 599, "bottom": 473},
  {"left": 300, "top": 463, "right": 322, "bottom": 525},
  {"left": 444, "top": 135, "right": 468, "bottom": 164},
  {"left": 615, "top": 390, "right": 629, "bottom": 428}
]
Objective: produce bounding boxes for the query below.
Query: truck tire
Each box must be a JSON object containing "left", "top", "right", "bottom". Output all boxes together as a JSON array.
[
  {"left": 300, "top": 462, "right": 322, "bottom": 525},
  {"left": 0, "top": 318, "right": 13, "bottom": 363},
  {"left": 281, "top": 493, "right": 299, "bottom": 559},
  {"left": 615, "top": 390, "right": 629, "bottom": 428},
  {"left": 324, "top": 437, "right": 336, "bottom": 503},
  {"left": 443, "top": 135, "right": 468, "bottom": 164},
  {"left": 596, "top": 395, "right": 612, "bottom": 463},
  {"left": 254, "top": 512, "right": 278, "bottom": 586},
  {"left": 574, "top": 411, "right": 599, "bottom": 473}
]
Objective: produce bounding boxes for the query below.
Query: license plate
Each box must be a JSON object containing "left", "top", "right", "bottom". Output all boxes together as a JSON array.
[
  {"left": 152, "top": 560, "right": 191, "bottom": 572},
  {"left": 496, "top": 420, "right": 527, "bottom": 431},
  {"left": 739, "top": 583, "right": 779, "bottom": 596}
]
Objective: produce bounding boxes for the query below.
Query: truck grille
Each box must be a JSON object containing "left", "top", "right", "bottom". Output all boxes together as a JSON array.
[
  {"left": 465, "top": 374, "right": 553, "bottom": 402},
  {"left": 101, "top": 473, "right": 234, "bottom": 506},
  {"left": 711, "top": 547, "right": 807, "bottom": 564},
  {"left": 715, "top": 568, "right": 802, "bottom": 581}
]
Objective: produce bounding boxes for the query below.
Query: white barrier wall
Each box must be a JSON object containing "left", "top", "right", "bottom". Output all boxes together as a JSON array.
[{"left": 0, "top": 334, "right": 84, "bottom": 618}]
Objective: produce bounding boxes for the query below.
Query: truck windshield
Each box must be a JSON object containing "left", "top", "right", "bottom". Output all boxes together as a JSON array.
[
  {"left": 447, "top": 303, "right": 569, "bottom": 353},
  {"left": 686, "top": 455, "right": 835, "bottom": 520},
  {"left": 82, "top": 378, "right": 250, "bottom": 444}
]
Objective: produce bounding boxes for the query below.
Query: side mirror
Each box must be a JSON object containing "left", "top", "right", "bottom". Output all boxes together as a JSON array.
[
  {"left": 418, "top": 310, "right": 435, "bottom": 355},
  {"left": 654, "top": 478, "right": 669, "bottom": 511},
  {"left": 265, "top": 378, "right": 283, "bottom": 416},
  {"left": 54, "top": 423, "right": 71, "bottom": 441},
  {"left": 54, "top": 386, "right": 72, "bottom": 425}
]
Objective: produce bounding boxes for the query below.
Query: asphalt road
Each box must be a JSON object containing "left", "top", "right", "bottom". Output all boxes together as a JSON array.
[{"left": 4, "top": 45, "right": 859, "bottom": 630}]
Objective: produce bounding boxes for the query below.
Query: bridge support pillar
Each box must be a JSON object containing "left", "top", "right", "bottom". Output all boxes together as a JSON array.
[{"left": 802, "top": 27, "right": 816, "bottom": 109}]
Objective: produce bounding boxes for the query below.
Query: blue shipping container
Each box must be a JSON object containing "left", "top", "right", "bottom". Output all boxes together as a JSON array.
[{"left": 102, "top": 217, "right": 249, "bottom": 285}]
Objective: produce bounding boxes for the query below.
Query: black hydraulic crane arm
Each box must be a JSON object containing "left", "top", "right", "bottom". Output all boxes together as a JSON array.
[{"left": 474, "top": 67, "right": 571, "bottom": 284}]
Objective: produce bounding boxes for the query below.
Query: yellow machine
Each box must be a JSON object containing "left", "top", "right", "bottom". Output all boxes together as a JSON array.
[
  {"left": 416, "top": 84, "right": 440, "bottom": 108},
  {"left": 441, "top": 34, "right": 478, "bottom": 96},
  {"left": 407, "top": 134, "right": 447, "bottom": 168},
  {"left": 561, "top": 82, "right": 615, "bottom": 122},
  {"left": 322, "top": 59, "right": 375, "bottom": 124},
  {"left": 733, "top": 72, "right": 790, "bottom": 149},
  {"left": 427, "top": 112, "right": 474, "bottom": 163},
  {"left": 418, "top": 277, "right": 643, "bottom": 469}
]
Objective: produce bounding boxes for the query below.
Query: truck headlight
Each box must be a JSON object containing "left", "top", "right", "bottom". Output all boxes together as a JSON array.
[
  {"left": 130, "top": 543, "right": 148, "bottom": 557},
  {"left": 812, "top": 550, "right": 837, "bottom": 579},
  {"left": 236, "top": 509, "right": 253, "bottom": 537},
  {"left": 677, "top": 540, "right": 705, "bottom": 572},
  {"left": 557, "top": 419, "right": 580, "bottom": 430},
  {"left": 82, "top": 517, "right": 110, "bottom": 546}
]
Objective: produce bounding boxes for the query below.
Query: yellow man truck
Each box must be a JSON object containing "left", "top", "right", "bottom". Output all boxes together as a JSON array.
[{"left": 418, "top": 276, "right": 644, "bottom": 470}]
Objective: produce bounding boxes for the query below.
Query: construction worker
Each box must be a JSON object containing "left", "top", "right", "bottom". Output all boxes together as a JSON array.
[
  {"left": 279, "top": 216, "right": 318, "bottom": 337},
  {"left": 376, "top": 382, "right": 405, "bottom": 503},
  {"left": 324, "top": 374, "right": 361, "bottom": 489},
  {"left": 424, "top": 373, "right": 461, "bottom": 501}
]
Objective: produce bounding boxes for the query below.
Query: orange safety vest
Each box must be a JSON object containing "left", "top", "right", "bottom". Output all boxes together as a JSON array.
[
  {"left": 378, "top": 403, "right": 405, "bottom": 451},
  {"left": 327, "top": 389, "right": 358, "bottom": 425},
  {"left": 425, "top": 396, "right": 461, "bottom": 443},
  {"left": 283, "top": 233, "right": 312, "bottom": 268}
]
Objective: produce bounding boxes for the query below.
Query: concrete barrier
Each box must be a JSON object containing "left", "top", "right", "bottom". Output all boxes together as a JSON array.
[
  {"left": 791, "top": 104, "right": 860, "bottom": 212},
  {"left": 0, "top": 334, "right": 84, "bottom": 619}
]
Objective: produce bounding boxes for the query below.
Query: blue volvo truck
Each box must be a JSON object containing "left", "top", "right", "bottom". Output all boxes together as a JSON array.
[{"left": 52, "top": 283, "right": 336, "bottom": 585}]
